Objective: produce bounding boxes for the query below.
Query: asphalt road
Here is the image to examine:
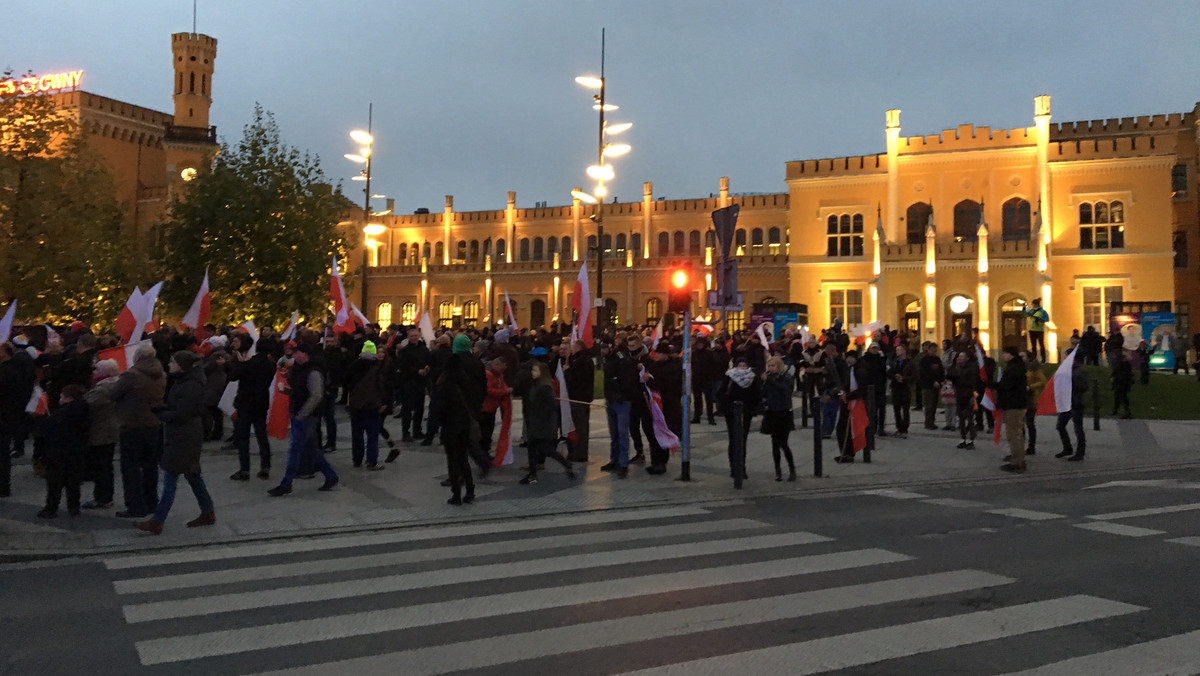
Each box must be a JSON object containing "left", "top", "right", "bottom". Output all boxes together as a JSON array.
[{"left": 3, "top": 465, "right": 1200, "bottom": 675}]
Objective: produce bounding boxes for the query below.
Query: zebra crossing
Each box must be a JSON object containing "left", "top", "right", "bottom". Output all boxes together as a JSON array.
[{"left": 101, "top": 503, "right": 1200, "bottom": 675}]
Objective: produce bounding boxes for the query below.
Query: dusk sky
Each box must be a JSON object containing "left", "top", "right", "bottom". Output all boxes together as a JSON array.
[{"left": 7, "top": 1, "right": 1200, "bottom": 214}]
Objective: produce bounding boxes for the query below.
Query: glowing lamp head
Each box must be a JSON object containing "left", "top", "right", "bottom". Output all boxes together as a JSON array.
[
  {"left": 949, "top": 295, "right": 971, "bottom": 314},
  {"left": 672, "top": 270, "right": 689, "bottom": 288},
  {"left": 350, "top": 130, "right": 373, "bottom": 145},
  {"left": 363, "top": 223, "right": 386, "bottom": 236}
]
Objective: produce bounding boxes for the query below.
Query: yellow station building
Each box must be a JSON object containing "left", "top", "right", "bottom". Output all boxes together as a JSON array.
[{"left": 357, "top": 96, "right": 1198, "bottom": 361}]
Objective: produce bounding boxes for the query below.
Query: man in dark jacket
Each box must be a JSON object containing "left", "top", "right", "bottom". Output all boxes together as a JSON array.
[
  {"left": 268, "top": 342, "right": 339, "bottom": 496},
  {"left": 562, "top": 340, "right": 595, "bottom": 461},
  {"left": 1054, "top": 352, "right": 1090, "bottom": 462},
  {"left": 602, "top": 336, "right": 641, "bottom": 478},
  {"left": 0, "top": 343, "right": 36, "bottom": 497},
  {"left": 227, "top": 335, "right": 277, "bottom": 481},
  {"left": 887, "top": 344, "right": 917, "bottom": 438},
  {"left": 861, "top": 342, "right": 888, "bottom": 437},
  {"left": 110, "top": 342, "right": 166, "bottom": 518},
  {"left": 646, "top": 345, "right": 683, "bottom": 475},
  {"left": 917, "top": 342, "right": 945, "bottom": 431},
  {"left": 690, "top": 338, "right": 718, "bottom": 425},
  {"left": 37, "top": 384, "right": 90, "bottom": 518},
  {"left": 996, "top": 347, "right": 1030, "bottom": 472},
  {"left": 421, "top": 334, "right": 455, "bottom": 445},
  {"left": 396, "top": 328, "right": 430, "bottom": 441}
]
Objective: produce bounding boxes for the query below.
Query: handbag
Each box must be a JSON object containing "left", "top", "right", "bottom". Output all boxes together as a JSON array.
[{"left": 939, "top": 381, "right": 956, "bottom": 405}]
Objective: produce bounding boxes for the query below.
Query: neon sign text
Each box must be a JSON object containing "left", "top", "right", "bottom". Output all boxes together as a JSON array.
[{"left": 0, "top": 70, "right": 84, "bottom": 97}]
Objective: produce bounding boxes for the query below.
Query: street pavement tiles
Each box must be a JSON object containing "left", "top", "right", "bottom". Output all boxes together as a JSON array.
[{"left": 102, "top": 504, "right": 1200, "bottom": 674}]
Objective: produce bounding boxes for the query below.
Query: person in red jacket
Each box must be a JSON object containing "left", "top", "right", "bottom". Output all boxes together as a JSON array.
[{"left": 480, "top": 358, "right": 510, "bottom": 460}]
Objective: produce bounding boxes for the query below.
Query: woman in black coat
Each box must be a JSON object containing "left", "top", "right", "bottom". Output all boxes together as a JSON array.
[
  {"left": 137, "top": 351, "right": 215, "bottom": 535},
  {"left": 718, "top": 357, "right": 761, "bottom": 480},
  {"left": 760, "top": 356, "right": 796, "bottom": 481}
]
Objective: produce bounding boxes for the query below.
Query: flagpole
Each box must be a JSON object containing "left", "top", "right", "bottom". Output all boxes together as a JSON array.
[{"left": 679, "top": 307, "right": 692, "bottom": 481}]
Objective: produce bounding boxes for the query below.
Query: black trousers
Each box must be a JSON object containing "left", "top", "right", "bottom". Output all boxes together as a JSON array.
[
  {"left": 400, "top": 381, "right": 425, "bottom": 437},
  {"left": 86, "top": 443, "right": 115, "bottom": 504},
  {"left": 1056, "top": 406, "right": 1086, "bottom": 456},
  {"left": 44, "top": 457, "right": 84, "bottom": 514},
  {"left": 691, "top": 382, "right": 714, "bottom": 422},
  {"left": 0, "top": 426, "right": 11, "bottom": 495},
  {"left": 1029, "top": 331, "right": 1047, "bottom": 363},
  {"left": 444, "top": 441, "right": 474, "bottom": 497},
  {"left": 770, "top": 428, "right": 795, "bottom": 473},
  {"left": 1113, "top": 387, "right": 1131, "bottom": 415},
  {"left": 234, "top": 410, "right": 271, "bottom": 473},
  {"left": 892, "top": 391, "right": 911, "bottom": 434},
  {"left": 119, "top": 426, "right": 161, "bottom": 516}
]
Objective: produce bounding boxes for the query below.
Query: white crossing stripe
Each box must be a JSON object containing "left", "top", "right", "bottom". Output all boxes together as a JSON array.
[
  {"left": 1001, "top": 629, "right": 1200, "bottom": 675},
  {"left": 134, "top": 548, "right": 911, "bottom": 665},
  {"left": 1166, "top": 536, "right": 1200, "bottom": 547},
  {"left": 1086, "top": 502, "right": 1200, "bottom": 521},
  {"left": 123, "top": 531, "right": 833, "bottom": 623},
  {"left": 1073, "top": 522, "right": 1166, "bottom": 537},
  {"left": 103, "top": 505, "right": 714, "bottom": 570},
  {"left": 860, "top": 488, "right": 928, "bottom": 500},
  {"left": 922, "top": 498, "right": 992, "bottom": 509},
  {"left": 113, "top": 518, "right": 769, "bottom": 595},
  {"left": 985, "top": 508, "right": 1066, "bottom": 521},
  {"left": 252, "top": 570, "right": 1014, "bottom": 676},
  {"left": 618, "top": 596, "right": 1145, "bottom": 675}
]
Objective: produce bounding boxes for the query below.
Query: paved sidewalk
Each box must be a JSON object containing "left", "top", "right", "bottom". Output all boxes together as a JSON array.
[{"left": 1, "top": 404, "right": 1197, "bottom": 560}]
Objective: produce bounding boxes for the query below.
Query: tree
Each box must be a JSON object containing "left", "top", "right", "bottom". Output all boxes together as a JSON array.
[
  {"left": 0, "top": 70, "right": 137, "bottom": 323},
  {"left": 161, "top": 104, "right": 353, "bottom": 327}
]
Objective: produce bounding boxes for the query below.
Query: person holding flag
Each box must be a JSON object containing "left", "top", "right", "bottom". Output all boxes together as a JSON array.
[
  {"left": 561, "top": 340, "right": 595, "bottom": 461},
  {"left": 267, "top": 341, "right": 339, "bottom": 496},
  {"left": 948, "top": 351, "right": 979, "bottom": 450},
  {"left": 1052, "top": 351, "right": 1090, "bottom": 462},
  {"left": 517, "top": 361, "right": 575, "bottom": 485},
  {"left": 996, "top": 347, "right": 1030, "bottom": 473}
]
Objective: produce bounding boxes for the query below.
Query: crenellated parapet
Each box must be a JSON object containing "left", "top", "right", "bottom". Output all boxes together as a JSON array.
[
  {"left": 1051, "top": 133, "right": 1178, "bottom": 160},
  {"left": 900, "top": 124, "right": 1035, "bottom": 153},
  {"left": 1051, "top": 112, "right": 1195, "bottom": 140}
]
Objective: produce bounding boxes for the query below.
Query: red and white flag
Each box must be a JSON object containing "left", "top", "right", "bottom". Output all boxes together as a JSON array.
[
  {"left": 180, "top": 269, "right": 211, "bottom": 330},
  {"left": 555, "top": 362, "right": 577, "bottom": 447},
  {"left": 650, "top": 316, "right": 665, "bottom": 353},
  {"left": 350, "top": 302, "right": 369, "bottom": 328},
  {"left": 847, "top": 398, "right": 870, "bottom": 454},
  {"left": 570, "top": 262, "right": 593, "bottom": 347},
  {"left": 755, "top": 320, "right": 773, "bottom": 355},
  {"left": 97, "top": 339, "right": 151, "bottom": 372},
  {"left": 266, "top": 367, "right": 291, "bottom": 439},
  {"left": 126, "top": 282, "right": 164, "bottom": 343},
  {"left": 418, "top": 311, "right": 436, "bottom": 344},
  {"left": 237, "top": 320, "right": 259, "bottom": 357},
  {"left": 492, "top": 396, "right": 515, "bottom": 466},
  {"left": 639, "top": 366, "right": 680, "bottom": 452},
  {"left": 1037, "top": 346, "right": 1077, "bottom": 415},
  {"left": 330, "top": 257, "right": 354, "bottom": 335},
  {"left": 0, "top": 299, "right": 14, "bottom": 343},
  {"left": 114, "top": 287, "right": 143, "bottom": 343},
  {"left": 975, "top": 344, "right": 1002, "bottom": 444},
  {"left": 504, "top": 290, "right": 518, "bottom": 330},
  {"left": 280, "top": 310, "right": 300, "bottom": 343}
]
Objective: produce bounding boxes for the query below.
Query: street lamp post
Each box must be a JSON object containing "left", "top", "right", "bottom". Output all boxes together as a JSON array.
[
  {"left": 345, "top": 104, "right": 380, "bottom": 313},
  {"left": 574, "top": 28, "right": 631, "bottom": 333}
]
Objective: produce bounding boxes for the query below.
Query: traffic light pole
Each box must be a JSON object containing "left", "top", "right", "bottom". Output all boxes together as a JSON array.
[{"left": 679, "top": 307, "right": 691, "bottom": 481}]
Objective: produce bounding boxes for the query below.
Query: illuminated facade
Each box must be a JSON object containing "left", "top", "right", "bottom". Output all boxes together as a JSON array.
[
  {"left": 22, "top": 32, "right": 220, "bottom": 236},
  {"left": 355, "top": 95, "right": 1199, "bottom": 361}
]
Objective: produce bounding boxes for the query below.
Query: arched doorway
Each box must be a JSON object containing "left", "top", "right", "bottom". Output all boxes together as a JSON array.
[
  {"left": 530, "top": 299, "right": 546, "bottom": 329},
  {"left": 896, "top": 294, "right": 921, "bottom": 335},
  {"left": 603, "top": 298, "right": 619, "bottom": 326},
  {"left": 998, "top": 294, "right": 1028, "bottom": 350},
  {"left": 944, "top": 294, "right": 974, "bottom": 341}
]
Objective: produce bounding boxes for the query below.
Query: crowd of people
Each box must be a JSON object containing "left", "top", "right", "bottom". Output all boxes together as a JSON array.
[{"left": 2, "top": 309, "right": 1196, "bottom": 530}]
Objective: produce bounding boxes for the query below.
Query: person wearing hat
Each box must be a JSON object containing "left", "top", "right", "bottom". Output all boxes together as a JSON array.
[
  {"left": 136, "top": 351, "right": 215, "bottom": 534},
  {"left": 345, "top": 340, "right": 387, "bottom": 470},
  {"left": 81, "top": 359, "right": 121, "bottom": 509}
]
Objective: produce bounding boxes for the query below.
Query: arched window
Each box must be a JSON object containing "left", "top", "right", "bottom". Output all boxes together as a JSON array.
[
  {"left": 735, "top": 228, "right": 747, "bottom": 255},
  {"left": 495, "top": 238, "right": 506, "bottom": 261},
  {"left": 561, "top": 236, "right": 572, "bottom": 259},
  {"left": 751, "top": 228, "right": 764, "bottom": 254},
  {"left": 437, "top": 300, "right": 454, "bottom": 328},
  {"left": 533, "top": 237, "right": 544, "bottom": 261},
  {"left": 705, "top": 230, "right": 716, "bottom": 250},
  {"left": 400, "top": 302, "right": 418, "bottom": 325},
  {"left": 462, "top": 300, "right": 479, "bottom": 324},
  {"left": 397, "top": 243, "right": 407, "bottom": 265},
  {"left": 376, "top": 302, "right": 393, "bottom": 326},
  {"left": 953, "top": 199, "right": 981, "bottom": 241},
  {"left": 547, "top": 236, "right": 558, "bottom": 260},
  {"left": 689, "top": 230, "right": 701, "bottom": 257},
  {"left": 658, "top": 232, "right": 670, "bottom": 256},
  {"left": 602, "top": 234, "right": 613, "bottom": 258},
  {"left": 519, "top": 237, "right": 530, "bottom": 261},
  {"left": 456, "top": 240, "right": 467, "bottom": 261},
  {"left": 469, "top": 239, "right": 480, "bottom": 262},
  {"left": 616, "top": 233, "right": 627, "bottom": 258},
  {"left": 1001, "top": 198, "right": 1031, "bottom": 241},
  {"left": 189, "top": 72, "right": 195, "bottom": 92},
  {"left": 673, "top": 231, "right": 685, "bottom": 256},
  {"left": 646, "top": 298, "right": 663, "bottom": 323},
  {"left": 435, "top": 241, "right": 445, "bottom": 261},
  {"left": 201, "top": 74, "right": 206, "bottom": 95},
  {"left": 530, "top": 299, "right": 546, "bottom": 328},
  {"left": 906, "top": 202, "right": 932, "bottom": 244},
  {"left": 422, "top": 242, "right": 431, "bottom": 260},
  {"left": 410, "top": 245, "right": 419, "bottom": 265},
  {"left": 630, "top": 233, "right": 641, "bottom": 257},
  {"left": 588, "top": 235, "right": 598, "bottom": 255},
  {"left": 768, "top": 227, "right": 782, "bottom": 254},
  {"left": 826, "top": 213, "right": 864, "bottom": 257}
]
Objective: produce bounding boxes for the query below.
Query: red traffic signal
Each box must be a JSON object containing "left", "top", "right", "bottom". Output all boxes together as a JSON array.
[{"left": 668, "top": 265, "right": 692, "bottom": 313}]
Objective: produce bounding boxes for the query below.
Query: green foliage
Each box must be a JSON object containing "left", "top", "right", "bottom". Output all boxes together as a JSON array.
[
  {"left": 161, "top": 104, "right": 353, "bottom": 328},
  {"left": 0, "top": 70, "right": 138, "bottom": 324}
]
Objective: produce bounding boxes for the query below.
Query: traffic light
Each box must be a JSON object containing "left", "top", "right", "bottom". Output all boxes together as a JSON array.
[{"left": 668, "top": 264, "right": 692, "bottom": 313}]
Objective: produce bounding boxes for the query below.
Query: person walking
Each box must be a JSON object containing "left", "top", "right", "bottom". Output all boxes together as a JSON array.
[
  {"left": 518, "top": 361, "right": 575, "bottom": 484},
  {"left": 110, "top": 342, "right": 166, "bottom": 519},
  {"left": 428, "top": 354, "right": 479, "bottom": 505},
  {"left": 37, "top": 384, "right": 90, "bottom": 518},
  {"left": 1023, "top": 298, "right": 1050, "bottom": 363},
  {"left": 760, "top": 356, "right": 796, "bottom": 481},
  {"left": 345, "top": 340, "right": 387, "bottom": 470},
  {"left": 888, "top": 344, "right": 916, "bottom": 438},
  {"left": 1111, "top": 349, "right": 1133, "bottom": 418},
  {"left": 996, "top": 347, "right": 1029, "bottom": 473},
  {"left": 1054, "top": 353, "right": 1090, "bottom": 462},
  {"left": 602, "top": 335, "right": 640, "bottom": 479},
  {"left": 948, "top": 351, "right": 979, "bottom": 449},
  {"left": 1024, "top": 354, "right": 1047, "bottom": 456},
  {"left": 136, "top": 351, "right": 215, "bottom": 534},
  {"left": 81, "top": 359, "right": 120, "bottom": 510},
  {"left": 227, "top": 334, "right": 276, "bottom": 481},
  {"left": 268, "top": 342, "right": 339, "bottom": 496}
]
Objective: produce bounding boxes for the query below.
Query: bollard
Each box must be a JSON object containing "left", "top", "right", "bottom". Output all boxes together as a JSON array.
[
  {"left": 730, "top": 401, "right": 744, "bottom": 489},
  {"left": 864, "top": 385, "right": 875, "bottom": 463},
  {"left": 800, "top": 384, "right": 810, "bottom": 428},
  {"left": 1092, "top": 377, "right": 1101, "bottom": 431},
  {"left": 812, "top": 395, "right": 823, "bottom": 477}
]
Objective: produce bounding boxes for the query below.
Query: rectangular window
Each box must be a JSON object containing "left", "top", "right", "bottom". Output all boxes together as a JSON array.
[
  {"left": 725, "top": 310, "right": 745, "bottom": 332},
  {"left": 1174, "top": 231, "right": 1188, "bottom": 269},
  {"left": 1083, "top": 285, "right": 1123, "bottom": 331},
  {"left": 829, "top": 288, "right": 863, "bottom": 329},
  {"left": 1177, "top": 302, "right": 1190, "bottom": 340},
  {"left": 1079, "top": 200, "right": 1126, "bottom": 250},
  {"left": 1173, "top": 163, "right": 1189, "bottom": 199},
  {"left": 826, "top": 213, "right": 865, "bottom": 258}
]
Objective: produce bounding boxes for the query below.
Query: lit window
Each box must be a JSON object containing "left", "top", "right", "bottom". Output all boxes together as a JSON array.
[
  {"left": 1082, "top": 286, "right": 1123, "bottom": 329},
  {"left": 828, "top": 288, "right": 864, "bottom": 329},
  {"left": 462, "top": 300, "right": 479, "bottom": 324},
  {"left": 376, "top": 302, "right": 393, "bottom": 326},
  {"left": 438, "top": 300, "right": 454, "bottom": 328},
  {"left": 400, "top": 302, "right": 417, "bottom": 325},
  {"left": 725, "top": 310, "right": 745, "bottom": 332},
  {"left": 646, "top": 298, "right": 663, "bottom": 324},
  {"left": 826, "top": 213, "right": 864, "bottom": 257},
  {"left": 1079, "top": 200, "right": 1125, "bottom": 250}
]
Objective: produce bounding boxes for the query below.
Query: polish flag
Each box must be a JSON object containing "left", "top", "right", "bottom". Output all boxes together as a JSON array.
[
  {"left": 504, "top": 290, "right": 518, "bottom": 330},
  {"left": 0, "top": 299, "right": 14, "bottom": 343},
  {"left": 280, "top": 310, "right": 300, "bottom": 343},
  {"left": 650, "top": 316, "right": 665, "bottom": 352},
  {"left": 45, "top": 324, "right": 61, "bottom": 348},
  {"left": 98, "top": 339, "right": 151, "bottom": 372},
  {"left": 266, "top": 367, "right": 291, "bottom": 439},
  {"left": 492, "top": 396, "right": 515, "bottom": 466},
  {"left": 847, "top": 398, "right": 870, "bottom": 454},
  {"left": 237, "top": 320, "right": 259, "bottom": 357},
  {"left": 350, "top": 302, "right": 370, "bottom": 328},
  {"left": 693, "top": 321, "right": 714, "bottom": 338},
  {"left": 639, "top": 365, "right": 680, "bottom": 452},
  {"left": 555, "top": 361, "right": 577, "bottom": 447},
  {"left": 975, "top": 344, "right": 1002, "bottom": 444},
  {"left": 418, "top": 311, "right": 436, "bottom": 344},
  {"left": 330, "top": 257, "right": 353, "bottom": 335},
  {"left": 180, "top": 269, "right": 211, "bottom": 330},
  {"left": 114, "top": 287, "right": 143, "bottom": 343},
  {"left": 1037, "top": 346, "right": 1078, "bottom": 415},
  {"left": 570, "top": 262, "right": 593, "bottom": 347},
  {"left": 755, "top": 321, "right": 773, "bottom": 355}
]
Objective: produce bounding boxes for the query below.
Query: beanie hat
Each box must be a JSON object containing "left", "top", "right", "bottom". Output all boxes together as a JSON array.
[
  {"left": 361, "top": 340, "right": 378, "bottom": 355},
  {"left": 453, "top": 334, "right": 472, "bottom": 354},
  {"left": 93, "top": 359, "right": 120, "bottom": 379},
  {"left": 171, "top": 350, "right": 197, "bottom": 371}
]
